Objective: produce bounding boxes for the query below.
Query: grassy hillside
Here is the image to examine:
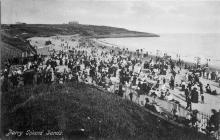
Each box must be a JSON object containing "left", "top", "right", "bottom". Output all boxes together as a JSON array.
[
  {"left": 2, "top": 24, "right": 159, "bottom": 39},
  {"left": 1, "top": 82, "right": 213, "bottom": 140}
]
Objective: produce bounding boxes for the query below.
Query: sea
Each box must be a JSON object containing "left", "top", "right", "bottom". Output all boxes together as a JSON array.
[{"left": 98, "top": 33, "right": 220, "bottom": 70}]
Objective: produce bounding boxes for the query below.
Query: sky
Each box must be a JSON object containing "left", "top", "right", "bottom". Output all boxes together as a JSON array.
[{"left": 1, "top": 0, "right": 220, "bottom": 33}]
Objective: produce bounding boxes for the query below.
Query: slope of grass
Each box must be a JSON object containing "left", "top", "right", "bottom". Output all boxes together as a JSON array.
[
  {"left": 1, "top": 82, "right": 214, "bottom": 140},
  {"left": 2, "top": 24, "right": 159, "bottom": 39}
]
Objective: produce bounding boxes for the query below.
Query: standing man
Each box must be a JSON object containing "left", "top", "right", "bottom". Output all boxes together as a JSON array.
[
  {"left": 170, "top": 76, "right": 175, "bottom": 90},
  {"left": 186, "top": 94, "right": 192, "bottom": 111},
  {"left": 129, "top": 92, "right": 133, "bottom": 101}
]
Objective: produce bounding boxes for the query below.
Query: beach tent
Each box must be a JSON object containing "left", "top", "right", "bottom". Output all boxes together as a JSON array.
[
  {"left": 133, "top": 64, "right": 142, "bottom": 74},
  {"left": 110, "top": 77, "right": 120, "bottom": 84},
  {"left": 55, "top": 65, "right": 70, "bottom": 73}
]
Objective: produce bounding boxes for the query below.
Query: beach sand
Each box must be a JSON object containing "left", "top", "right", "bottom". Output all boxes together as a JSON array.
[
  {"left": 93, "top": 38, "right": 220, "bottom": 115},
  {"left": 30, "top": 35, "right": 220, "bottom": 115}
]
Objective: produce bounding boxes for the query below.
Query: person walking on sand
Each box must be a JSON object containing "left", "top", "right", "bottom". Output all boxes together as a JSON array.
[
  {"left": 199, "top": 82, "right": 204, "bottom": 103},
  {"left": 129, "top": 92, "right": 133, "bottom": 101},
  {"left": 185, "top": 88, "right": 190, "bottom": 101},
  {"left": 169, "top": 76, "right": 175, "bottom": 90},
  {"left": 186, "top": 96, "right": 192, "bottom": 110},
  {"left": 201, "top": 94, "right": 204, "bottom": 104}
]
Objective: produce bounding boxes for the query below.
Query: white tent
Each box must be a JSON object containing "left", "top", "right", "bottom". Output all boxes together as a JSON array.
[{"left": 55, "top": 65, "right": 70, "bottom": 73}]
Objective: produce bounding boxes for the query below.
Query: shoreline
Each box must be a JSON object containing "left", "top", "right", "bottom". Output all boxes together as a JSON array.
[
  {"left": 94, "top": 38, "right": 220, "bottom": 73},
  {"left": 92, "top": 34, "right": 159, "bottom": 38}
]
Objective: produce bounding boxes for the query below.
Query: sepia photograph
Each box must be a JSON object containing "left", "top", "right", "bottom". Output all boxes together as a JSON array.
[{"left": 1, "top": 0, "right": 220, "bottom": 139}]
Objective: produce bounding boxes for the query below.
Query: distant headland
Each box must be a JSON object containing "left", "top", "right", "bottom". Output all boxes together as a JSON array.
[{"left": 1, "top": 23, "right": 159, "bottom": 64}]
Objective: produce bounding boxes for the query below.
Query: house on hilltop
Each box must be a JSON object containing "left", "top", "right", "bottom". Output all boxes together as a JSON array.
[
  {"left": 68, "top": 21, "right": 79, "bottom": 25},
  {"left": 15, "top": 22, "right": 26, "bottom": 25}
]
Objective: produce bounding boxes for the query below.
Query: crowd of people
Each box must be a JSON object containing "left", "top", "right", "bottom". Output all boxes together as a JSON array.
[{"left": 1, "top": 37, "right": 219, "bottom": 137}]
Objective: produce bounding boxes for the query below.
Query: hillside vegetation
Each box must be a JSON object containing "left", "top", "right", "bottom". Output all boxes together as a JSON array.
[
  {"left": 2, "top": 24, "right": 159, "bottom": 39},
  {"left": 1, "top": 82, "right": 213, "bottom": 140}
]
